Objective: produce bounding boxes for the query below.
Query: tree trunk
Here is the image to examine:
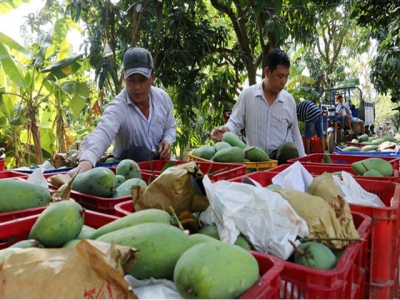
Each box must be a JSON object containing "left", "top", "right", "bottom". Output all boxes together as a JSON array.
[
  {"left": 30, "top": 115, "right": 43, "bottom": 165},
  {"left": 56, "top": 113, "right": 66, "bottom": 153}
]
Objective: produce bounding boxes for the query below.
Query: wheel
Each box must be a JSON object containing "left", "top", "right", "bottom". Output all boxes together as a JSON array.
[{"left": 327, "top": 131, "right": 335, "bottom": 153}]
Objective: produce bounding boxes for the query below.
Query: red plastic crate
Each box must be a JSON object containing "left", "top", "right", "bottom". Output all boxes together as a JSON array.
[
  {"left": 0, "top": 206, "right": 46, "bottom": 223},
  {"left": 0, "top": 170, "right": 29, "bottom": 180},
  {"left": 0, "top": 209, "right": 119, "bottom": 249},
  {"left": 240, "top": 251, "right": 284, "bottom": 299},
  {"left": 229, "top": 171, "right": 400, "bottom": 299},
  {"left": 70, "top": 172, "right": 155, "bottom": 215},
  {"left": 266, "top": 163, "right": 399, "bottom": 182},
  {"left": 278, "top": 212, "right": 370, "bottom": 299},
  {"left": 0, "top": 159, "right": 4, "bottom": 172},
  {"left": 137, "top": 160, "right": 247, "bottom": 182},
  {"left": 287, "top": 153, "right": 400, "bottom": 175},
  {"left": 114, "top": 200, "right": 133, "bottom": 217},
  {"left": 301, "top": 136, "right": 323, "bottom": 154}
]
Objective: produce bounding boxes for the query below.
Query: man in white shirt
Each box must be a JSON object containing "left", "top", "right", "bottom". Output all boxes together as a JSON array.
[
  {"left": 68, "top": 47, "right": 177, "bottom": 176},
  {"left": 210, "top": 48, "right": 305, "bottom": 164},
  {"left": 335, "top": 94, "right": 365, "bottom": 134}
]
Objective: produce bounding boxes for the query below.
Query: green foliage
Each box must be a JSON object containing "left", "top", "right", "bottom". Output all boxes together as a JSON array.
[
  {"left": 0, "top": 0, "right": 32, "bottom": 16},
  {"left": 351, "top": 1, "right": 400, "bottom": 96}
]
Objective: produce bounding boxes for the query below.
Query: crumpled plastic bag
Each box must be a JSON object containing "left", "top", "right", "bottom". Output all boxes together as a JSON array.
[
  {"left": 201, "top": 175, "right": 309, "bottom": 260},
  {"left": 332, "top": 171, "right": 386, "bottom": 207},
  {"left": 0, "top": 239, "right": 138, "bottom": 299},
  {"left": 124, "top": 275, "right": 182, "bottom": 299},
  {"left": 271, "top": 161, "right": 313, "bottom": 192},
  {"left": 27, "top": 167, "right": 49, "bottom": 189}
]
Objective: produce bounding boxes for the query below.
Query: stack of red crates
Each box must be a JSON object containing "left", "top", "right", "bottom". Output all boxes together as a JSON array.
[
  {"left": 266, "top": 153, "right": 400, "bottom": 299},
  {"left": 301, "top": 136, "right": 323, "bottom": 154}
]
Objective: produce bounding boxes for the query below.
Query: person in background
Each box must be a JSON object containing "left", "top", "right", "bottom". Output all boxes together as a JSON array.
[
  {"left": 336, "top": 94, "right": 365, "bottom": 134},
  {"left": 68, "top": 47, "right": 177, "bottom": 177},
  {"left": 296, "top": 100, "right": 326, "bottom": 154},
  {"left": 210, "top": 48, "right": 305, "bottom": 165}
]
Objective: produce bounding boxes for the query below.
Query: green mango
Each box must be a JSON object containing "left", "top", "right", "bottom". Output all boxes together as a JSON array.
[
  {"left": 97, "top": 222, "right": 192, "bottom": 280},
  {"left": 77, "top": 224, "right": 97, "bottom": 239},
  {"left": 357, "top": 134, "right": 369, "bottom": 142},
  {"left": 28, "top": 200, "right": 84, "bottom": 248},
  {"left": 342, "top": 146, "right": 360, "bottom": 152},
  {"left": 9, "top": 239, "right": 44, "bottom": 248},
  {"left": 214, "top": 141, "right": 232, "bottom": 152},
  {"left": 114, "top": 175, "right": 126, "bottom": 188},
  {"left": 222, "top": 132, "right": 246, "bottom": 149},
  {"left": 322, "top": 153, "right": 332, "bottom": 163},
  {"left": 189, "top": 233, "right": 216, "bottom": 246},
  {"left": 116, "top": 159, "right": 141, "bottom": 180},
  {"left": 363, "top": 169, "right": 384, "bottom": 177},
  {"left": 62, "top": 239, "right": 83, "bottom": 248},
  {"left": 90, "top": 208, "right": 171, "bottom": 239},
  {"left": 192, "top": 145, "right": 216, "bottom": 160},
  {"left": 266, "top": 183, "right": 282, "bottom": 190},
  {"left": 211, "top": 146, "right": 245, "bottom": 163},
  {"left": 371, "top": 138, "right": 386, "bottom": 145},
  {"left": 351, "top": 157, "right": 393, "bottom": 176},
  {"left": 244, "top": 146, "right": 269, "bottom": 162},
  {"left": 361, "top": 145, "right": 379, "bottom": 152},
  {"left": 0, "top": 179, "right": 51, "bottom": 213},
  {"left": 112, "top": 178, "right": 147, "bottom": 198},
  {"left": 294, "top": 241, "right": 337, "bottom": 270},
  {"left": 174, "top": 240, "right": 259, "bottom": 299},
  {"left": 72, "top": 167, "right": 116, "bottom": 197},
  {"left": 198, "top": 224, "right": 252, "bottom": 250}
]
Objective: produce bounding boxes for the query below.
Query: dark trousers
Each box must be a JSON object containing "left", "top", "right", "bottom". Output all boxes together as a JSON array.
[
  {"left": 269, "top": 141, "right": 299, "bottom": 165},
  {"left": 119, "top": 146, "right": 160, "bottom": 162}
]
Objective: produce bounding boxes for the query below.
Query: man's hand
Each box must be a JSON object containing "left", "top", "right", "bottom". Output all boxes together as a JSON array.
[
  {"left": 211, "top": 126, "right": 230, "bottom": 142},
  {"left": 158, "top": 140, "right": 171, "bottom": 160},
  {"left": 67, "top": 160, "right": 93, "bottom": 178}
]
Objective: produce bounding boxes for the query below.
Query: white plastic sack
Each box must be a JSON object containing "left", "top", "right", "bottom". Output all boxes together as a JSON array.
[
  {"left": 124, "top": 275, "right": 181, "bottom": 299},
  {"left": 271, "top": 161, "right": 313, "bottom": 192},
  {"left": 27, "top": 167, "right": 49, "bottom": 189},
  {"left": 201, "top": 175, "right": 309, "bottom": 260},
  {"left": 332, "top": 171, "right": 386, "bottom": 207}
]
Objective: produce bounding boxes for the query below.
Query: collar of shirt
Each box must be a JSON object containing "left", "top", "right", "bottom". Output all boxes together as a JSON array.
[
  {"left": 255, "top": 82, "right": 284, "bottom": 104},
  {"left": 123, "top": 89, "right": 153, "bottom": 108}
]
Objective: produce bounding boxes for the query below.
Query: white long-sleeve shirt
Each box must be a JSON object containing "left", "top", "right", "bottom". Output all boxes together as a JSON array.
[
  {"left": 226, "top": 82, "right": 305, "bottom": 157},
  {"left": 79, "top": 87, "right": 177, "bottom": 166}
]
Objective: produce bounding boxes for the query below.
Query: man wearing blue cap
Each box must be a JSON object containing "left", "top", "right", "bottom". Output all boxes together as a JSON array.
[{"left": 68, "top": 47, "right": 177, "bottom": 176}]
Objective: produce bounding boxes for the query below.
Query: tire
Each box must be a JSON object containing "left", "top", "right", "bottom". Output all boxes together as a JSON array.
[{"left": 327, "top": 131, "right": 335, "bottom": 153}]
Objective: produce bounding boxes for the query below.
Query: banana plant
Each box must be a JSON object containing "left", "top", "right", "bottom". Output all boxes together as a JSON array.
[{"left": 0, "top": 17, "right": 91, "bottom": 168}]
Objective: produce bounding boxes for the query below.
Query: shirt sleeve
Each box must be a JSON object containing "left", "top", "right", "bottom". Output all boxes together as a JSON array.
[
  {"left": 79, "top": 103, "right": 121, "bottom": 167},
  {"left": 161, "top": 93, "right": 177, "bottom": 145},
  {"left": 226, "top": 91, "right": 246, "bottom": 135}
]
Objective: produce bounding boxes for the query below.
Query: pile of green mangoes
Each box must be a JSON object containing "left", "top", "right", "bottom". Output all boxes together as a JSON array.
[
  {"left": 72, "top": 159, "right": 147, "bottom": 198},
  {"left": 192, "top": 132, "right": 270, "bottom": 163},
  {"left": 343, "top": 133, "right": 399, "bottom": 152},
  {"left": 0, "top": 201, "right": 261, "bottom": 299}
]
